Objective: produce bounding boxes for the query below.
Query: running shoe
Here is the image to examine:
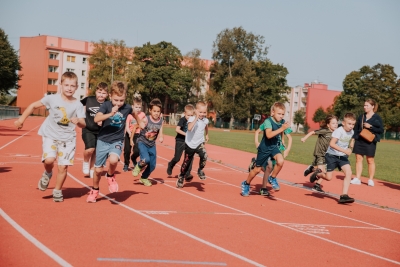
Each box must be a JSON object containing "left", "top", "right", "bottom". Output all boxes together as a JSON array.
[
  {"left": 368, "top": 179, "right": 374, "bottom": 187},
  {"left": 176, "top": 175, "right": 184, "bottom": 188},
  {"left": 139, "top": 177, "right": 152, "bottom": 187},
  {"left": 303, "top": 165, "right": 314, "bottom": 177},
  {"left": 241, "top": 181, "right": 250, "bottom": 196},
  {"left": 198, "top": 169, "right": 206, "bottom": 180},
  {"left": 53, "top": 190, "right": 63, "bottom": 202},
  {"left": 82, "top": 162, "right": 90, "bottom": 175},
  {"left": 38, "top": 171, "right": 52, "bottom": 191},
  {"left": 338, "top": 194, "right": 355, "bottom": 204},
  {"left": 312, "top": 183, "right": 325, "bottom": 194},
  {"left": 310, "top": 168, "right": 322, "bottom": 183},
  {"left": 259, "top": 188, "right": 270, "bottom": 196},
  {"left": 106, "top": 173, "right": 119, "bottom": 193},
  {"left": 167, "top": 162, "right": 173, "bottom": 176},
  {"left": 123, "top": 164, "right": 129, "bottom": 172},
  {"left": 350, "top": 177, "right": 361, "bottom": 185},
  {"left": 248, "top": 157, "right": 256, "bottom": 172},
  {"left": 268, "top": 176, "right": 280, "bottom": 191},
  {"left": 132, "top": 164, "right": 141, "bottom": 177},
  {"left": 185, "top": 174, "right": 194, "bottom": 182},
  {"left": 86, "top": 189, "right": 99, "bottom": 203}
]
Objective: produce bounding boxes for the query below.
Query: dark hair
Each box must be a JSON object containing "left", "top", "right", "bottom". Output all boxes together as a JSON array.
[
  {"left": 365, "top": 99, "right": 378, "bottom": 113},
  {"left": 96, "top": 82, "right": 108, "bottom": 91},
  {"left": 149, "top": 98, "right": 162, "bottom": 110},
  {"left": 321, "top": 114, "right": 338, "bottom": 128},
  {"left": 344, "top": 112, "right": 356, "bottom": 121}
]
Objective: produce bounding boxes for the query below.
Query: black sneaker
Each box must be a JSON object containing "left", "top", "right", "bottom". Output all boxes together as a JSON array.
[
  {"left": 176, "top": 175, "right": 184, "bottom": 188},
  {"left": 309, "top": 168, "right": 322, "bottom": 183},
  {"left": 312, "top": 183, "right": 325, "bottom": 194},
  {"left": 167, "top": 162, "right": 173, "bottom": 176},
  {"left": 303, "top": 165, "right": 314, "bottom": 176},
  {"left": 198, "top": 169, "right": 206, "bottom": 180},
  {"left": 248, "top": 157, "right": 256, "bottom": 172},
  {"left": 185, "top": 174, "right": 194, "bottom": 182},
  {"left": 338, "top": 194, "right": 355, "bottom": 204},
  {"left": 259, "top": 188, "right": 270, "bottom": 196},
  {"left": 123, "top": 164, "right": 129, "bottom": 172}
]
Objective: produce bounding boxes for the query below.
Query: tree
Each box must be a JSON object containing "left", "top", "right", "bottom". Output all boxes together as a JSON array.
[
  {"left": 0, "top": 28, "right": 22, "bottom": 95},
  {"left": 312, "top": 107, "right": 327, "bottom": 125},
  {"left": 183, "top": 48, "right": 208, "bottom": 103},
  {"left": 293, "top": 110, "right": 305, "bottom": 133}
]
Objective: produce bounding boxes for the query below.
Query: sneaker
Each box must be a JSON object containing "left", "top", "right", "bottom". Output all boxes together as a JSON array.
[
  {"left": 139, "top": 177, "right": 152, "bottom": 187},
  {"left": 259, "top": 188, "right": 270, "bottom": 196},
  {"left": 106, "top": 173, "right": 119, "bottom": 193},
  {"left": 310, "top": 168, "right": 322, "bottom": 183},
  {"left": 198, "top": 169, "right": 206, "bottom": 180},
  {"left": 241, "top": 181, "right": 250, "bottom": 196},
  {"left": 123, "top": 164, "right": 129, "bottom": 172},
  {"left": 89, "top": 169, "right": 94, "bottom": 178},
  {"left": 338, "top": 194, "right": 355, "bottom": 204},
  {"left": 132, "top": 164, "right": 141, "bottom": 177},
  {"left": 167, "top": 162, "right": 173, "bottom": 176},
  {"left": 82, "top": 162, "right": 90, "bottom": 175},
  {"left": 38, "top": 171, "right": 52, "bottom": 191},
  {"left": 53, "top": 190, "right": 63, "bottom": 202},
  {"left": 86, "top": 189, "right": 99, "bottom": 203},
  {"left": 312, "top": 183, "right": 325, "bottom": 194},
  {"left": 368, "top": 179, "right": 374, "bottom": 186},
  {"left": 268, "top": 176, "right": 280, "bottom": 191},
  {"left": 176, "top": 175, "right": 184, "bottom": 188},
  {"left": 350, "top": 177, "right": 361, "bottom": 185},
  {"left": 303, "top": 165, "right": 314, "bottom": 177},
  {"left": 248, "top": 157, "right": 256, "bottom": 172},
  {"left": 185, "top": 174, "right": 194, "bottom": 182}
]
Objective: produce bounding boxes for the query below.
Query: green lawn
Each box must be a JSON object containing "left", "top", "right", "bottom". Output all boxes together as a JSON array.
[{"left": 163, "top": 126, "right": 400, "bottom": 184}]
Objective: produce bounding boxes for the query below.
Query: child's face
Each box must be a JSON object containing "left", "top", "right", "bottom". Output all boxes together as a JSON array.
[
  {"left": 184, "top": 109, "right": 194, "bottom": 120},
  {"left": 272, "top": 108, "right": 285, "bottom": 122},
  {"left": 149, "top": 106, "right": 161, "bottom": 120},
  {"left": 342, "top": 118, "right": 356, "bottom": 132},
  {"left": 196, "top": 105, "right": 207, "bottom": 119},
  {"left": 95, "top": 89, "right": 108, "bottom": 103},
  {"left": 328, "top": 118, "right": 338, "bottom": 131},
  {"left": 110, "top": 93, "right": 126, "bottom": 108},
  {"left": 132, "top": 103, "right": 142, "bottom": 113},
  {"left": 60, "top": 78, "right": 78, "bottom": 97}
]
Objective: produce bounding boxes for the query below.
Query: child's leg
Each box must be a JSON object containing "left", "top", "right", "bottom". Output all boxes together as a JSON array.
[
  {"left": 180, "top": 145, "right": 195, "bottom": 176},
  {"left": 107, "top": 154, "right": 120, "bottom": 175},
  {"left": 92, "top": 140, "right": 111, "bottom": 188},
  {"left": 90, "top": 149, "right": 96, "bottom": 170},
  {"left": 196, "top": 143, "right": 207, "bottom": 170},
  {"left": 142, "top": 145, "right": 156, "bottom": 178},
  {"left": 341, "top": 164, "right": 352, "bottom": 195},
  {"left": 169, "top": 140, "right": 185, "bottom": 169},
  {"left": 43, "top": 158, "right": 55, "bottom": 174},
  {"left": 131, "top": 134, "right": 140, "bottom": 166},
  {"left": 123, "top": 134, "right": 132, "bottom": 166},
  {"left": 137, "top": 142, "right": 150, "bottom": 168},
  {"left": 315, "top": 164, "right": 329, "bottom": 183},
  {"left": 84, "top": 148, "right": 95, "bottom": 164},
  {"left": 54, "top": 165, "right": 68, "bottom": 190},
  {"left": 270, "top": 154, "right": 284, "bottom": 177},
  {"left": 261, "top": 161, "right": 273, "bottom": 188},
  {"left": 246, "top": 166, "right": 262, "bottom": 184}
]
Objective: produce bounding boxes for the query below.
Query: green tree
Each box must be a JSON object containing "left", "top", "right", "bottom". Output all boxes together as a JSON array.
[
  {"left": 0, "top": 28, "right": 22, "bottom": 95},
  {"left": 293, "top": 110, "right": 305, "bottom": 133},
  {"left": 312, "top": 107, "right": 327, "bottom": 125},
  {"left": 184, "top": 48, "right": 208, "bottom": 103}
]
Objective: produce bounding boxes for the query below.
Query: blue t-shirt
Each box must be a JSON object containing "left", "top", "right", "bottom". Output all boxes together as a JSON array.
[{"left": 97, "top": 101, "right": 132, "bottom": 143}]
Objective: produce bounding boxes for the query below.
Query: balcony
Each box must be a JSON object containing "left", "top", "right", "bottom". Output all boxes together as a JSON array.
[
  {"left": 47, "top": 85, "right": 58, "bottom": 93},
  {"left": 48, "top": 72, "right": 58, "bottom": 79},
  {"left": 300, "top": 107, "right": 306, "bottom": 112},
  {"left": 49, "top": 59, "right": 59, "bottom": 66},
  {"left": 302, "top": 88, "right": 308, "bottom": 92},
  {"left": 301, "top": 97, "right": 307, "bottom": 103}
]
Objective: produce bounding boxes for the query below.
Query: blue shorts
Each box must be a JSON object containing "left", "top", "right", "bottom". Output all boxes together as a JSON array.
[
  {"left": 255, "top": 146, "right": 281, "bottom": 168},
  {"left": 94, "top": 139, "right": 123, "bottom": 167},
  {"left": 325, "top": 153, "right": 350, "bottom": 172}
]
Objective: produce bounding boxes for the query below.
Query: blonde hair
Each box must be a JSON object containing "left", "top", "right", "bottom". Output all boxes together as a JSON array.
[
  {"left": 365, "top": 99, "right": 378, "bottom": 112},
  {"left": 271, "top": 102, "right": 286, "bottom": 112},
  {"left": 61, "top": 71, "right": 78, "bottom": 85},
  {"left": 110, "top": 81, "right": 127, "bottom": 96},
  {"left": 196, "top": 101, "right": 207, "bottom": 109},
  {"left": 185, "top": 104, "right": 195, "bottom": 112},
  {"left": 132, "top": 92, "right": 142, "bottom": 105}
]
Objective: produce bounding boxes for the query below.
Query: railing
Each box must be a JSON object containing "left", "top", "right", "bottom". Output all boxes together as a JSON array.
[{"left": 0, "top": 105, "right": 20, "bottom": 120}]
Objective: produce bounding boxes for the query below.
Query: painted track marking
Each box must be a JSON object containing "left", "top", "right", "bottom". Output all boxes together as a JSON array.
[
  {"left": 0, "top": 125, "right": 40, "bottom": 150},
  {"left": 98, "top": 258, "right": 227, "bottom": 265}
]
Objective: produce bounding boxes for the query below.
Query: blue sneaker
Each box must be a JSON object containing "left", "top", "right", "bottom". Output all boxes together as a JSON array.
[
  {"left": 268, "top": 176, "right": 280, "bottom": 191},
  {"left": 241, "top": 181, "right": 250, "bottom": 196}
]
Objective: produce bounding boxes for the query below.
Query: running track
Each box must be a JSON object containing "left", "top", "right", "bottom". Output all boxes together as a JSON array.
[{"left": 1, "top": 117, "right": 399, "bottom": 267}]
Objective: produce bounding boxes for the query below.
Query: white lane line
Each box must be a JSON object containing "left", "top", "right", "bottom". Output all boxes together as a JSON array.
[
  {"left": 0, "top": 125, "right": 40, "bottom": 150},
  {"left": 67, "top": 173, "right": 265, "bottom": 267},
  {"left": 148, "top": 178, "right": 400, "bottom": 266},
  {"left": 0, "top": 209, "right": 72, "bottom": 267},
  {"left": 157, "top": 155, "right": 400, "bottom": 235},
  {"left": 98, "top": 258, "right": 227, "bottom": 265},
  {"left": 280, "top": 223, "right": 384, "bottom": 230}
]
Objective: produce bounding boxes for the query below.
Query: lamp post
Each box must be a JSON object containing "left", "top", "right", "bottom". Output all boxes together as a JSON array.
[{"left": 111, "top": 59, "right": 115, "bottom": 83}]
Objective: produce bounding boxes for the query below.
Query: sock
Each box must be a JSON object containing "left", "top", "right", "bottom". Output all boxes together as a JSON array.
[
  {"left": 53, "top": 189, "right": 62, "bottom": 194},
  {"left": 270, "top": 176, "right": 276, "bottom": 179},
  {"left": 245, "top": 181, "right": 250, "bottom": 185},
  {"left": 92, "top": 187, "right": 99, "bottom": 190},
  {"left": 107, "top": 173, "right": 114, "bottom": 177}
]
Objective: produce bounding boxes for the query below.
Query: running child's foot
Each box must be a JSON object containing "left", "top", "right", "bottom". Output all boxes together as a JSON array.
[
  {"left": 268, "top": 176, "right": 280, "bottom": 191},
  {"left": 38, "top": 171, "right": 52, "bottom": 191},
  {"left": 338, "top": 194, "right": 355, "bottom": 204},
  {"left": 123, "top": 164, "right": 129, "bottom": 172},
  {"left": 106, "top": 173, "right": 119, "bottom": 193},
  {"left": 82, "top": 162, "right": 90, "bottom": 175},
  {"left": 198, "top": 169, "right": 206, "bottom": 180},
  {"left": 309, "top": 168, "right": 322, "bottom": 183},
  {"left": 259, "top": 188, "right": 270, "bottom": 196},
  {"left": 185, "top": 174, "right": 194, "bottom": 182},
  {"left": 241, "top": 181, "right": 250, "bottom": 196},
  {"left": 86, "top": 189, "right": 99, "bottom": 203},
  {"left": 350, "top": 177, "right": 361, "bottom": 185},
  {"left": 248, "top": 157, "right": 256, "bottom": 172},
  {"left": 53, "top": 189, "right": 63, "bottom": 202},
  {"left": 303, "top": 165, "right": 314, "bottom": 176},
  {"left": 167, "top": 162, "right": 173, "bottom": 176},
  {"left": 176, "top": 175, "right": 184, "bottom": 188},
  {"left": 132, "top": 164, "right": 141, "bottom": 177},
  {"left": 139, "top": 177, "right": 152, "bottom": 187},
  {"left": 311, "top": 183, "right": 325, "bottom": 194}
]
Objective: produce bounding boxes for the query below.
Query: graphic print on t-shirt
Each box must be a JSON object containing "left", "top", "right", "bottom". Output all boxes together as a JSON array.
[
  {"left": 110, "top": 111, "right": 126, "bottom": 127},
  {"left": 88, "top": 107, "right": 100, "bottom": 116},
  {"left": 56, "top": 106, "right": 70, "bottom": 126},
  {"left": 145, "top": 125, "right": 161, "bottom": 141}
]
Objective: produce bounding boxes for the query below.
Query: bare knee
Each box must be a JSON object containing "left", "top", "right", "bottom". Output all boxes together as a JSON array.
[
  {"left": 95, "top": 167, "right": 103, "bottom": 175},
  {"left": 85, "top": 148, "right": 95, "bottom": 154},
  {"left": 44, "top": 157, "right": 56, "bottom": 165},
  {"left": 366, "top": 156, "right": 375, "bottom": 164},
  {"left": 58, "top": 165, "right": 68, "bottom": 172},
  {"left": 108, "top": 154, "right": 119, "bottom": 165}
]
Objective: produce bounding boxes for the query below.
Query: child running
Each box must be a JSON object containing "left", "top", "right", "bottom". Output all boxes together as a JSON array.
[
  {"left": 14, "top": 71, "right": 86, "bottom": 202},
  {"left": 132, "top": 98, "right": 164, "bottom": 186},
  {"left": 325, "top": 113, "right": 356, "bottom": 204},
  {"left": 301, "top": 115, "right": 338, "bottom": 193},
  {"left": 81, "top": 82, "right": 108, "bottom": 178},
  {"left": 241, "top": 102, "right": 289, "bottom": 196},
  {"left": 123, "top": 94, "right": 145, "bottom": 172},
  {"left": 86, "top": 81, "right": 132, "bottom": 203},
  {"left": 167, "top": 104, "right": 195, "bottom": 180},
  {"left": 176, "top": 101, "right": 209, "bottom": 188}
]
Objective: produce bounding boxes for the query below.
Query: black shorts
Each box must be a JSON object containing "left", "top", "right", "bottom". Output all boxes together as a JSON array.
[
  {"left": 255, "top": 146, "right": 281, "bottom": 168},
  {"left": 82, "top": 129, "right": 98, "bottom": 149},
  {"left": 325, "top": 153, "right": 350, "bottom": 172}
]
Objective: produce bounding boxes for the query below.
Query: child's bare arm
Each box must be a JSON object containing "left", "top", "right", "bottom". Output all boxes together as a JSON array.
[
  {"left": 14, "top": 100, "right": 44, "bottom": 129},
  {"left": 301, "top": 131, "right": 315, "bottom": 142},
  {"left": 205, "top": 125, "right": 209, "bottom": 142},
  {"left": 175, "top": 125, "right": 186, "bottom": 136},
  {"left": 188, "top": 110, "right": 198, "bottom": 131},
  {"left": 329, "top": 137, "right": 352, "bottom": 156},
  {"left": 284, "top": 134, "right": 293, "bottom": 158},
  {"left": 70, "top": 117, "right": 86, "bottom": 128},
  {"left": 254, "top": 128, "right": 261, "bottom": 148},
  {"left": 158, "top": 124, "right": 164, "bottom": 143},
  {"left": 265, "top": 122, "right": 289, "bottom": 139}
]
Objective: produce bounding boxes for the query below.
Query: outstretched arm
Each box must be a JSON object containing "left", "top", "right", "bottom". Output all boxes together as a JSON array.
[
  {"left": 14, "top": 100, "right": 44, "bottom": 129},
  {"left": 301, "top": 131, "right": 316, "bottom": 142}
]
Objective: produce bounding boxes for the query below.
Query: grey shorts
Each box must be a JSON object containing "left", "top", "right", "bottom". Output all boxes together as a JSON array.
[{"left": 94, "top": 139, "right": 123, "bottom": 167}]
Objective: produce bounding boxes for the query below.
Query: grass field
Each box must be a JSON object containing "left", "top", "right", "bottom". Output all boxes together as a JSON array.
[{"left": 163, "top": 126, "right": 400, "bottom": 184}]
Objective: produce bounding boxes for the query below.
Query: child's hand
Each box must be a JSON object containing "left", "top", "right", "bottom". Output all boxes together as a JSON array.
[
  {"left": 284, "top": 149, "right": 290, "bottom": 158},
  {"left": 344, "top": 148, "right": 352, "bottom": 156},
  {"left": 282, "top": 122, "right": 290, "bottom": 130},
  {"left": 97, "top": 121, "right": 102, "bottom": 126},
  {"left": 111, "top": 105, "right": 118, "bottom": 115},
  {"left": 130, "top": 140, "right": 134, "bottom": 146},
  {"left": 70, "top": 117, "right": 78, "bottom": 124},
  {"left": 159, "top": 136, "right": 164, "bottom": 143},
  {"left": 255, "top": 142, "right": 260, "bottom": 148},
  {"left": 205, "top": 134, "right": 209, "bottom": 143},
  {"left": 301, "top": 137, "right": 306, "bottom": 142},
  {"left": 14, "top": 119, "right": 23, "bottom": 129}
]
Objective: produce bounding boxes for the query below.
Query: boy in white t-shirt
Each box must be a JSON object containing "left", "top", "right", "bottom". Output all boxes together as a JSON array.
[
  {"left": 176, "top": 101, "right": 209, "bottom": 188},
  {"left": 14, "top": 72, "right": 86, "bottom": 202},
  {"left": 325, "top": 113, "right": 356, "bottom": 204}
]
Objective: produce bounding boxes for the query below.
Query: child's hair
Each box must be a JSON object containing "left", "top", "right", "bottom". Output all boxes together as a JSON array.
[
  {"left": 96, "top": 82, "right": 108, "bottom": 91},
  {"left": 110, "top": 81, "right": 127, "bottom": 96},
  {"left": 132, "top": 92, "right": 142, "bottom": 105},
  {"left": 185, "top": 104, "right": 195, "bottom": 112},
  {"left": 61, "top": 71, "right": 78, "bottom": 84},
  {"left": 320, "top": 114, "right": 338, "bottom": 128},
  {"left": 196, "top": 101, "right": 207, "bottom": 109},
  {"left": 149, "top": 98, "right": 162, "bottom": 110},
  {"left": 344, "top": 112, "right": 356, "bottom": 121},
  {"left": 271, "top": 102, "right": 286, "bottom": 112},
  {"left": 365, "top": 99, "right": 378, "bottom": 112}
]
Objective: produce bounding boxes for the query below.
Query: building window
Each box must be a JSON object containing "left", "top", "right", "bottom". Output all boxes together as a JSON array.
[
  {"left": 66, "top": 68, "right": 75, "bottom": 73},
  {"left": 81, "top": 83, "right": 85, "bottom": 89},
  {"left": 82, "top": 70, "right": 86, "bottom": 76},
  {"left": 49, "top": 53, "right": 58, "bottom": 60},
  {"left": 48, "top": 66, "right": 57, "bottom": 72},
  {"left": 48, "top": 79, "right": 57, "bottom": 85},
  {"left": 294, "top": 102, "right": 298, "bottom": 107},
  {"left": 82, "top": 57, "right": 87, "bottom": 64},
  {"left": 295, "top": 92, "right": 298, "bottom": 98},
  {"left": 67, "top": 55, "right": 76, "bottom": 62}
]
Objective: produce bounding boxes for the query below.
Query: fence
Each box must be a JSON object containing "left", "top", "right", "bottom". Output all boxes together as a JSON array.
[
  {"left": 382, "top": 132, "right": 400, "bottom": 141},
  {"left": 0, "top": 105, "right": 20, "bottom": 120}
]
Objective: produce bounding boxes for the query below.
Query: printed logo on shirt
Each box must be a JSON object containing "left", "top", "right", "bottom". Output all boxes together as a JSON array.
[
  {"left": 110, "top": 112, "right": 126, "bottom": 128},
  {"left": 56, "top": 106, "right": 70, "bottom": 126},
  {"left": 88, "top": 107, "right": 100, "bottom": 117}
]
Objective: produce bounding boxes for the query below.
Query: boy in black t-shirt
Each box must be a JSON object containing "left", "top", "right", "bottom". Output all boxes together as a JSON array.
[
  {"left": 167, "top": 104, "right": 195, "bottom": 180},
  {"left": 80, "top": 82, "right": 108, "bottom": 178}
]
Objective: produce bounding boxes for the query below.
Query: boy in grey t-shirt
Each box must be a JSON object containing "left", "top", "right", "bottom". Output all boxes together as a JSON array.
[{"left": 14, "top": 72, "right": 86, "bottom": 202}]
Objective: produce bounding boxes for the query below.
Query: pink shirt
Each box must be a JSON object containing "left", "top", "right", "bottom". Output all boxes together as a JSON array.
[{"left": 126, "top": 112, "right": 146, "bottom": 134}]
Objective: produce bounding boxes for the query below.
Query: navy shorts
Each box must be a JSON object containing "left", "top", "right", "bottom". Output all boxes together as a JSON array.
[
  {"left": 255, "top": 146, "right": 281, "bottom": 168},
  {"left": 325, "top": 153, "right": 350, "bottom": 172}
]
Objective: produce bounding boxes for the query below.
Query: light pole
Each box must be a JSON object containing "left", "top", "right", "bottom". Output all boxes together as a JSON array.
[{"left": 111, "top": 59, "right": 115, "bottom": 83}]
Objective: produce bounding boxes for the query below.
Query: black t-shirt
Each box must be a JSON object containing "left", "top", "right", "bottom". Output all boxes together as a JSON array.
[
  {"left": 97, "top": 101, "right": 132, "bottom": 143},
  {"left": 176, "top": 116, "right": 188, "bottom": 141},
  {"left": 81, "top": 96, "right": 104, "bottom": 134}
]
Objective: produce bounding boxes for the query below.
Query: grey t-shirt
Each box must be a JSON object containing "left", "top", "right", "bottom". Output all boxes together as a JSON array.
[
  {"left": 185, "top": 116, "right": 209, "bottom": 149},
  {"left": 38, "top": 94, "right": 85, "bottom": 141},
  {"left": 326, "top": 126, "right": 353, "bottom": 156},
  {"left": 137, "top": 115, "right": 163, "bottom": 147}
]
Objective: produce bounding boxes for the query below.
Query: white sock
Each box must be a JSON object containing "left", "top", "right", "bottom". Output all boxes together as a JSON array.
[{"left": 53, "top": 189, "right": 62, "bottom": 194}]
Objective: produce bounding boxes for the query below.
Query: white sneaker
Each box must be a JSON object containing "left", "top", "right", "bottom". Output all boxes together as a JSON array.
[
  {"left": 82, "top": 162, "right": 90, "bottom": 175},
  {"left": 350, "top": 177, "right": 361, "bottom": 185},
  {"left": 89, "top": 169, "right": 94, "bottom": 178},
  {"left": 368, "top": 179, "right": 374, "bottom": 186}
]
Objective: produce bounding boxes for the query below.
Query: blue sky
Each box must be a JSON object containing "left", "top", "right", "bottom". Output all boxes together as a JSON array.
[{"left": 1, "top": 0, "right": 399, "bottom": 90}]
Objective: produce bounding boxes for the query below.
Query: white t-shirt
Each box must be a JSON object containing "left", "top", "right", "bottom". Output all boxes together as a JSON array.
[
  {"left": 326, "top": 126, "right": 353, "bottom": 156},
  {"left": 38, "top": 94, "right": 85, "bottom": 141},
  {"left": 185, "top": 116, "right": 209, "bottom": 149}
]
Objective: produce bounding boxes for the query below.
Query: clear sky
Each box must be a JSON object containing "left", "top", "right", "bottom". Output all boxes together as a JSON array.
[{"left": 1, "top": 0, "right": 399, "bottom": 90}]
